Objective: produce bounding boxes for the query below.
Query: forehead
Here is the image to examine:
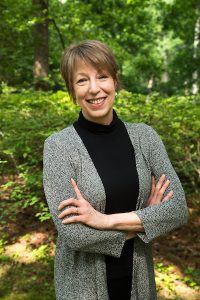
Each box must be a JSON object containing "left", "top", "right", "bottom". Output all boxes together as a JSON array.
[{"left": 73, "top": 59, "right": 109, "bottom": 77}]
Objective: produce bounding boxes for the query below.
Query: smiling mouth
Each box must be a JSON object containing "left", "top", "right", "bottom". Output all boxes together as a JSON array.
[{"left": 86, "top": 97, "right": 106, "bottom": 104}]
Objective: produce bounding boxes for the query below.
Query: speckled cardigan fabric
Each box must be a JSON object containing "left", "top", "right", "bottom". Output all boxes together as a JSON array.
[{"left": 43, "top": 122, "right": 188, "bottom": 300}]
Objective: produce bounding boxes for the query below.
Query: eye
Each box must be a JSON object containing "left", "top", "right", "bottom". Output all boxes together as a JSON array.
[
  {"left": 98, "top": 74, "right": 108, "bottom": 80},
  {"left": 76, "top": 78, "right": 88, "bottom": 85}
]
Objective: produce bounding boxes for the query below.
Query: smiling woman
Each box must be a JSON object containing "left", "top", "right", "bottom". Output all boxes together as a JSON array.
[
  {"left": 72, "top": 62, "right": 116, "bottom": 124},
  {"left": 43, "top": 40, "right": 188, "bottom": 300},
  {"left": 60, "top": 41, "right": 120, "bottom": 125}
]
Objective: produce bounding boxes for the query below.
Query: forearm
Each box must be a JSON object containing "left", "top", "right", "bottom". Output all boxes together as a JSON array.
[{"left": 107, "top": 211, "right": 144, "bottom": 232}]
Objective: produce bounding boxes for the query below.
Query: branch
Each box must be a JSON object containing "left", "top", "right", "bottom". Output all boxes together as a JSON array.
[{"left": 49, "top": 18, "right": 65, "bottom": 50}]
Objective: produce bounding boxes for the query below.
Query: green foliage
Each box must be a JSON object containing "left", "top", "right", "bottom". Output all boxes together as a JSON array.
[
  {"left": 1, "top": 0, "right": 200, "bottom": 94},
  {"left": 0, "top": 258, "right": 55, "bottom": 300},
  {"left": 0, "top": 89, "right": 79, "bottom": 222},
  {"left": 183, "top": 267, "right": 200, "bottom": 291},
  {"left": 0, "top": 90, "right": 199, "bottom": 224},
  {"left": 0, "top": 0, "right": 33, "bottom": 86},
  {"left": 115, "top": 91, "right": 200, "bottom": 194},
  {"left": 30, "top": 245, "right": 52, "bottom": 262},
  {"left": 155, "top": 262, "right": 200, "bottom": 292},
  {"left": 155, "top": 262, "right": 175, "bottom": 292},
  {"left": 0, "top": 239, "right": 8, "bottom": 255}
]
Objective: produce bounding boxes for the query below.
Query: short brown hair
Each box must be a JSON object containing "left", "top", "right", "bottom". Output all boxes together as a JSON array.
[{"left": 60, "top": 40, "right": 120, "bottom": 103}]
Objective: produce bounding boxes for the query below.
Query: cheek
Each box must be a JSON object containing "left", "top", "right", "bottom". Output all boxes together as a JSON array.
[
  {"left": 106, "top": 85, "right": 116, "bottom": 97},
  {"left": 75, "top": 87, "right": 88, "bottom": 100},
  {"left": 105, "top": 81, "right": 116, "bottom": 94}
]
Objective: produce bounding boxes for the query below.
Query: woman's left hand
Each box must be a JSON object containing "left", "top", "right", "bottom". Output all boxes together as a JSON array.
[
  {"left": 58, "top": 178, "right": 109, "bottom": 230},
  {"left": 145, "top": 174, "right": 173, "bottom": 207}
]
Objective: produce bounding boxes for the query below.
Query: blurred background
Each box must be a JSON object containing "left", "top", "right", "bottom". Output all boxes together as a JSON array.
[{"left": 0, "top": 0, "right": 199, "bottom": 299}]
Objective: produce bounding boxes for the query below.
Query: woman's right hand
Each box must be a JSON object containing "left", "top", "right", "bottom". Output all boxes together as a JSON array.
[{"left": 145, "top": 174, "right": 173, "bottom": 207}]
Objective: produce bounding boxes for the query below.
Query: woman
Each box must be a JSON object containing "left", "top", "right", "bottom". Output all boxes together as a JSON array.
[{"left": 43, "top": 40, "right": 188, "bottom": 300}]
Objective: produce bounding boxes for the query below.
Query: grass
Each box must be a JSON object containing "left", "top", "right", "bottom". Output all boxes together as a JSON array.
[{"left": 0, "top": 258, "right": 55, "bottom": 300}]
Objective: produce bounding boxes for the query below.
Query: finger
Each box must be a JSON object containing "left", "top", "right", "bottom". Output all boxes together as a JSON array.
[
  {"left": 62, "top": 215, "right": 82, "bottom": 224},
  {"left": 156, "top": 179, "right": 170, "bottom": 202},
  {"left": 160, "top": 179, "right": 170, "bottom": 194},
  {"left": 58, "top": 198, "right": 80, "bottom": 210},
  {"left": 71, "top": 178, "right": 82, "bottom": 200},
  {"left": 162, "top": 190, "right": 173, "bottom": 202},
  {"left": 154, "top": 174, "right": 166, "bottom": 199},
  {"left": 58, "top": 206, "right": 79, "bottom": 219},
  {"left": 149, "top": 176, "right": 156, "bottom": 198},
  {"left": 154, "top": 179, "right": 170, "bottom": 203},
  {"left": 155, "top": 174, "right": 166, "bottom": 191}
]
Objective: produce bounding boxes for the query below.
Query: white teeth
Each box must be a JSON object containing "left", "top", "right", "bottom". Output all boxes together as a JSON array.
[{"left": 88, "top": 98, "right": 105, "bottom": 104}]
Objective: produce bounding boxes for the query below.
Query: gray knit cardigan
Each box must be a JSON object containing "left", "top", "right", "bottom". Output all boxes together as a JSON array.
[{"left": 43, "top": 122, "right": 188, "bottom": 300}]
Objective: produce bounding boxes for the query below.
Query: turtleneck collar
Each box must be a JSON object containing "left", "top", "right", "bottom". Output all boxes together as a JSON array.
[{"left": 76, "top": 110, "right": 121, "bottom": 134}]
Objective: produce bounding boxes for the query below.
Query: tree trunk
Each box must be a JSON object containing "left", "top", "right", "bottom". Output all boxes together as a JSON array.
[
  {"left": 192, "top": 15, "right": 200, "bottom": 95},
  {"left": 32, "top": 0, "right": 49, "bottom": 90}
]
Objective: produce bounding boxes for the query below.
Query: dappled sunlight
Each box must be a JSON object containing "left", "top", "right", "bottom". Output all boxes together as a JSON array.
[
  {"left": 155, "top": 266, "right": 200, "bottom": 300},
  {"left": 1, "top": 227, "right": 199, "bottom": 299},
  {"left": 4, "top": 231, "right": 55, "bottom": 264},
  {"left": 0, "top": 175, "right": 199, "bottom": 299},
  {"left": 0, "top": 263, "right": 10, "bottom": 278}
]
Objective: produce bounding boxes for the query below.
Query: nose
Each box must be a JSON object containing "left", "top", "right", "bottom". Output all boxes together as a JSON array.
[{"left": 89, "top": 78, "right": 100, "bottom": 94}]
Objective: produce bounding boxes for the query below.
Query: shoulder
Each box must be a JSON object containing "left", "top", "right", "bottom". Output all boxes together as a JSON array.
[
  {"left": 124, "top": 122, "right": 157, "bottom": 137},
  {"left": 124, "top": 122, "right": 164, "bottom": 151},
  {"left": 44, "top": 125, "right": 78, "bottom": 150}
]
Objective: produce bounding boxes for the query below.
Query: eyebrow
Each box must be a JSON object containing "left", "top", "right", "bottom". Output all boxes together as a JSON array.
[{"left": 75, "top": 72, "right": 88, "bottom": 77}]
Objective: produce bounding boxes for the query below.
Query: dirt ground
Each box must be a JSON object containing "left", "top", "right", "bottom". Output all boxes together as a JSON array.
[{"left": 0, "top": 178, "right": 200, "bottom": 299}]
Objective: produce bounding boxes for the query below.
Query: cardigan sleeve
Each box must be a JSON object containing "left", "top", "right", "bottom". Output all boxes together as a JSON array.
[
  {"left": 43, "top": 137, "right": 126, "bottom": 257},
  {"left": 135, "top": 125, "right": 188, "bottom": 243}
]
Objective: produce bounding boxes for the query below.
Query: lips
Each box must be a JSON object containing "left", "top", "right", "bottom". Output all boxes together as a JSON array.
[{"left": 86, "top": 97, "right": 106, "bottom": 104}]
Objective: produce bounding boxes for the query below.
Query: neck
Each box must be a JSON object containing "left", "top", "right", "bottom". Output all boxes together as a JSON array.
[{"left": 82, "top": 110, "right": 114, "bottom": 125}]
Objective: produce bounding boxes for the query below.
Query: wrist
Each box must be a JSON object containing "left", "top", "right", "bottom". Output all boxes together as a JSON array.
[
  {"left": 106, "top": 212, "right": 144, "bottom": 232},
  {"left": 104, "top": 214, "right": 115, "bottom": 230},
  {"left": 106, "top": 213, "right": 130, "bottom": 230}
]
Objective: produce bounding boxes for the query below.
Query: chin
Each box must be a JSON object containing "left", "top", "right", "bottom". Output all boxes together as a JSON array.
[
  {"left": 92, "top": 108, "right": 111, "bottom": 117},
  {"left": 90, "top": 109, "right": 113, "bottom": 123}
]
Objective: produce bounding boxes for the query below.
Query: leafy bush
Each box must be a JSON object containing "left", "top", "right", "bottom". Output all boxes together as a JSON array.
[
  {"left": 115, "top": 91, "right": 200, "bottom": 195},
  {"left": 0, "top": 89, "right": 79, "bottom": 222},
  {"left": 0, "top": 89, "right": 199, "bottom": 222}
]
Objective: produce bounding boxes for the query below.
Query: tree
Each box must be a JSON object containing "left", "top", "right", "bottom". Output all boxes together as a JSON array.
[
  {"left": 192, "top": 11, "right": 200, "bottom": 95},
  {"left": 0, "top": 0, "right": 33, "bottom": 86},
  {"left": 1, "top": 0, "right": 199, "bottom": 95},
  {"left": 32, "top": 0, "right": 49, "bottom": 90},
  {"left": 161, "top": 0, "right": 200, "bottom": 95}
]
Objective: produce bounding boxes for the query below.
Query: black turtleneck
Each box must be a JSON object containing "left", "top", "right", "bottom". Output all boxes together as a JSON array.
[{"left": 73, "top": 110, "right": 139, "bottom": 279}]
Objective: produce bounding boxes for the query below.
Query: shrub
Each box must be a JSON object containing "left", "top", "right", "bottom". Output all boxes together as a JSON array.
[
  {"left": 115, "top": 91, "right": 200, "bottom": 195},
  {"left": 0, "top": 89, "right": 199, "bottom": 222}
]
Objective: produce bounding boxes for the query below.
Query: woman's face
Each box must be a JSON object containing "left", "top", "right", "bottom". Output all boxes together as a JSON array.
[{"left": 73, "top": 61, "right": 116, "bottom": 125}]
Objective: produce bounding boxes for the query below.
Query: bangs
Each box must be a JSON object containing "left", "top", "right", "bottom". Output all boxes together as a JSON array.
[
  {"left": 71, "top": 47, "right": 114, "bottom": 76},
  {"left": 60, "top": 40, "right": 120, "bottom": 103}
]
